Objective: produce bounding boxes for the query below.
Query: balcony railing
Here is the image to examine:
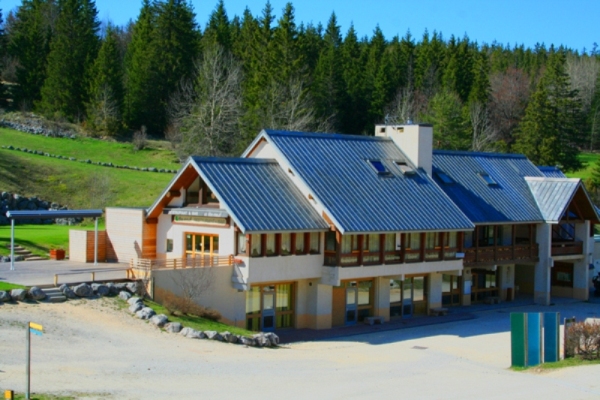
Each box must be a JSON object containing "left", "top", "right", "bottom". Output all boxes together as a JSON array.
[
  {"left": 463, "top": 243, "right": 538, "bottom": 265},
  {"left": 551, "top": 241, "right": 583, "bottom": 257},
  {"left": 130, "top": 255, "right": 234, "bottom": 270},
  {"left": 324, "top": 248, "right": 459, "bottom": 267}
]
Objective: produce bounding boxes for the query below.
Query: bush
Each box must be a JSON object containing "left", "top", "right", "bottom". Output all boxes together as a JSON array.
[
  {"left": 566, "top": 321, "right": 600, "bottom": 360},
  {"left": 155, "top": 287, "right": 221, "bottom": 322},
  {"left": 133, "top": 125, "right": 148, "bottom": 151}
]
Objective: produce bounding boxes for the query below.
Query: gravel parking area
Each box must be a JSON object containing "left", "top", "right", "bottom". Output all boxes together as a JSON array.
[{"left": 1, "top": 298, "right": 600, "bottom": 399}]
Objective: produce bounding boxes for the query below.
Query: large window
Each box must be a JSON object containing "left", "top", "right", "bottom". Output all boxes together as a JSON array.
[
  {"left": 295, "top": 233, "right": 305, "bottom": 255},
  {"left": 281, "top": 233, "right": 291, "bottom": 256},
  {"left": 250, "top": 234, "right": 262, "bottom": 257},
  {"left": 363, "top": 234, "right": 380, "bottom": 263},
  {"left": 185, "top": 234, "right": 219, "bottom": 257},
  {"left": 266, "top": 234, "right": 276, "bottom": 256},
  {"left": 236, "top": 232, "right": 246, "bottom": 255},
  {"left": 309, "top": 233, "right": 320, "bottom": 254},
  {"left": 246, "top": 283, "right": 295, "bottom": 331}
]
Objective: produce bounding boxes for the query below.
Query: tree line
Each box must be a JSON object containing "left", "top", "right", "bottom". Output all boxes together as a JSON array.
[{"left": 1, "top": 0, "right": 600, "bottom": 171}]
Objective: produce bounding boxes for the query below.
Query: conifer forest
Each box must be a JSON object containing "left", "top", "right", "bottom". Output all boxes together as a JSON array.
[{"left": 2, "top": 0, "right": 600, "bottom": 172}]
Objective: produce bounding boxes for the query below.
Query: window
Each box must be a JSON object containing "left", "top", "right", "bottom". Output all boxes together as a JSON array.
[
  {"left": 309, "top": 233, "right": 320, "bottom": 254},
  {"left": 395, "top": 161, "right": 416, "bottom": 175},
  {"left": 425, "top": 232, "right": 439, "bottom": 249},
  {"left": 341, "top": 235, "right": 360, "bottom": 254},
  {"left": 185, "top": 234, "right": 219, "bottom": 256},
  {"left": 295, "top": 233, "right": 305, "bottom": 255},
  {"left": 325, "top": 231, "right": 337, "bottom": 252},
  {"left": 202, "top": 182, "right": 219, "bottom": 204},
  {"left": 281, "top": 233, "right": 291, "bottom": 255},
  {"left": 237, "top": 232, "right": 247, "bottom": 255},
  {"left": 479, "top": 173, "right": 497, "bottom": 185},
  {"left": 435, "top": 171, "right": 454, "bottom": 184},
  {"left": 445, "top": 232, "right": 457, "bottom": 248},
  {"left": 384, "top": 234, "right": 396, "bottom": 251},
  {"left": 250, "top": 234, "right": 262, "bottom": 257},
  {"left": 552, "top": 263, "right": 574, "bottom": 287},
  {"left": 368, "top": 160, "right": 389, "bottom": 175},
  {"left": 407, "top": 233, "right": 421, "bottom": 250},
  {"left": 166, "top": 239, "right": 173, "bottom": 253}
]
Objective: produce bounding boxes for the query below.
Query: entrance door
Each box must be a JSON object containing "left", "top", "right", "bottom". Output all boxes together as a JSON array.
[
  {"left": 262, "top": 291, "right": 275, "bottom": 332},
  {"left": 345, "top": 287, "right": 358, "bottom": 325},
  {"left": 402, "top": 278, "right": 413, "bottom": 317}
]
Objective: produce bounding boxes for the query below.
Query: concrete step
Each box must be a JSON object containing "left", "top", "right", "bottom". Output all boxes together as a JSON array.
[
  {"left": 42, "top": 287, "right": 67, "bottom": 303},
  {"left": 24, "top": 256, "right": 46, "bottom": 261}
]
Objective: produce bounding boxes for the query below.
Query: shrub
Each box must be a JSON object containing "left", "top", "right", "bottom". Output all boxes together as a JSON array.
[
  {"left": 155, "top": 287, "right": 221, "bottom": 321},
  {"left": 133, "top": 125, "right": 148, "bottom": 151},
  {"left": 565, "top": 321, "right": 600, "bottom": 360}
]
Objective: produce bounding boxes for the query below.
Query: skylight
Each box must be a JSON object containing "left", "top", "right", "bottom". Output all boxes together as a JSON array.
[
  {"left": 479, "top": 173, "right": 497, "bottom": 185},
  {"left": 395, "top": 161, "right": 416, "bottom": 175},
  {"left": 435, "top": 171, "right": 454, "bottom": 184},
  {"left": 368, "top": 160, "right": 389, "bottom": 175}
]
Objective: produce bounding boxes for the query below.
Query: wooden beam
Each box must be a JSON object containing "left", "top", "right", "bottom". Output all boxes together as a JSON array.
[
  {"left": 146, "top": 218, "right": 158, "bottom": 224},
  {"left": 168, "top": 190, "right": 181, "bottom": 197}
]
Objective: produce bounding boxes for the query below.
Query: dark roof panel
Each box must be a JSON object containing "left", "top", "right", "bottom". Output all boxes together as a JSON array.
[
  {"left": 432, "top": 150, "right": 544, "bottom": 223},
  {"left": 191, "top": 157, "right": 329, "bottom": 233},
  {"left": 264, "top": 130, "right": 473, "bottom": 233},
  {"left": 538, "top": 166, "right": 567, "bottom": 178}
]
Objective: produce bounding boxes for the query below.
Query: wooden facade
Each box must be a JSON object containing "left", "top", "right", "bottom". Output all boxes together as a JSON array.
[{"left": 68, "top": 230, "right": 107, "bottom": 263}]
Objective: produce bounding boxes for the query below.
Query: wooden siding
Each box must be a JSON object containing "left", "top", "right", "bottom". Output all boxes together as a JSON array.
[{"left": 69, "top": 230, "right": 106, "bottom": 262}]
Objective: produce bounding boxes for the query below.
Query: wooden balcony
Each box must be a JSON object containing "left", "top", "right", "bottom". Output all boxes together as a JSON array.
[
  {"left": 463, "top": 243, "right": 538, "bottom": 266},
  {"left": 324, "top": 248, "right": 459, "bottom": 267},
  {"left": 131, "top": 254, "right": 234, "bottom": 270},
  {"left": 551, "top": 241, "right": 583, "bottom": 257}
]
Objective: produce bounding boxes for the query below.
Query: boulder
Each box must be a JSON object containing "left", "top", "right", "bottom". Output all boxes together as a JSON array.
[
  {"left": 180, "top": 327, "right": 205, "bottom": 339},
  {"left": 114, "top": 283, "right": 128, "bottom": 292},
  {"left": 252, "top": 333, "right": 272, "bottom": 348},
  {"left": 0, "top": 290, "right": 11, "bottom": 302},
  {"left": 119, "top": 291, "right": 132, "bottom": 301},
  {"left": 204, "top": 331, "right": 223, "bottom": 341},
  {"left": 63, "top": 286, "right": 77, "bottom": 299},
  {"left": 165, "top": 322, "right": 182, "bottom": 333},
  {"left": 237, "top": 336, "right": 255, "bottom": 346},
  {"left": 150, "top": 314, "right": 168, "bottom": 327},
  {"left": 127, "top": 296, "right": 143, "bottom": 306},
  {"left": 264, "top": 332, "right": 280, "bottom": 346},
  {"left": 125, "top": 282, "right": 139, "bottom": 294},
  {"left": 129, "top": 302, "right": 143, "bottom": 314},
  {"left": 28, "top": 286, "right": 46, "bottom": 301},
  {"left": 91, "top": 283, "right": 109, "bottom": 296},
  {"left": 135, "top": 307, "right": 155, "bottom": 320},
  {"left": 221, "top": 331, "right": 237, "bottom": 344},
  {"left": 106, "top": 283, "right": 119, "bottom": 296},
  {"left": 10, "top": 289, "right": 27, "bottom": 301},
  {"left": 73, "top": 283, "right": 93, "bottom": 298}
]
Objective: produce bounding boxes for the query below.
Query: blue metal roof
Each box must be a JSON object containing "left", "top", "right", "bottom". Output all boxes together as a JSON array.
[
  {"left": 264, "top": 130, "right": 474, "bottom": 233},
  {"left": 538, "top": 166, "right": 567, "bottom": 178},
  {"left": 525, "top": 177, "right": 580, "bottom": 223},
  {"left": 191, "top": 157, "right": 329, "bottom": 234},
  {"left": 432, "top": 150, "right": 545, "bottom": 224},
  {"left": 6, "top": 210, "right": 103, "bottom": 220}
]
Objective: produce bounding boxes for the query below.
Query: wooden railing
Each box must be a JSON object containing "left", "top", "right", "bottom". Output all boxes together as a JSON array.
[
  {"left": 464, "top": 243, "right": 539, "bottom": 265},
  {"left": 130, "top": 255, "right": 234, "bottom": 270},
  {"left": 324, "top": 248, "right": 459, "bottom": 267},
  {"left": 551, "top": 241, "right": 583, "bottom": 256}
]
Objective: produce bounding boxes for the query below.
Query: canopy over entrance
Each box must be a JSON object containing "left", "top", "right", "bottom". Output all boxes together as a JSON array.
[{"left": 6, "top": 209, "right": 103, "bottom": 271}]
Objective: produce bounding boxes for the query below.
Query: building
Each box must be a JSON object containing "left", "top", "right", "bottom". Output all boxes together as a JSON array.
[{"left": 103, "top": 124, "right": 599, "bottom": 331}]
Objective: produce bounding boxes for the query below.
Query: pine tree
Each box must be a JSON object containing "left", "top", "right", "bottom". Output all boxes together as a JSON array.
[
  {"left": 124, "top": 0, "right": 156, "bottom": 131},
  {"left": 87, "top": 25, "right": 124, "bottom": 135},
  {"left": 339, "top": 24, "right": 367, "bottom": 134},
  {"left": 513, "top": 51, "right": 583, "bottom": 171},
  {"left": 8, "top": 0, "right": 56, "bottom": 109},
  {"left": 202, "top": 0, "right": 231, "bottom": 51},
  {"left": 424, "top": 89, "right": 470, "bottom": 150},
  {"left": 39, "top": 0, "right": 100, "bottom": 119}
]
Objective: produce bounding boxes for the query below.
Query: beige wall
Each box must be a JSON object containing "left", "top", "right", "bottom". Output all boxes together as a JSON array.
[
  {"left": 105, "top": 208, "right": 146, "bottom": 263},
  {"left": 69, "top": 230, "right": 106, "bottom": 263},
  {"left": 374, "top": 124, "right": 433, "bottom": 176},
  {"left": 152, "top": 266, "right": 246, "bottom": 327}
]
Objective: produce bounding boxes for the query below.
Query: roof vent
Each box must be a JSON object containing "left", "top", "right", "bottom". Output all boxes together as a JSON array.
[
  {"left": 395, "top": 161, "right": 416, "bottom": 175},
  {"left": 478, "top": 172, "right": 497, "bottom": 186}
]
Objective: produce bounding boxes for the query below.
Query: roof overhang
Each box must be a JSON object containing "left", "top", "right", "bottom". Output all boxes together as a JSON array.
[{"left": 6, "top": 209, "right": 103, "bottom": 220}]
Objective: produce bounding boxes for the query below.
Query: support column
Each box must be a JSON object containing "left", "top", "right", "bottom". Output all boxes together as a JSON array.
[
  {"left": 498, "top": 264, "right": 515, "bottom": 301},
  {"left": 462, "top": 268, "right": 472, "bottom": 306},
  {"left": 534, "top": 224, "right": 552, "bottom": 305},
  {"left": 304, "top": 281, "right": 332, "bottom": 330},
  {"left": 428, "top": 273, "right": 443, "bottom": 311},
  {"left": 10, "top": 218, "right": 15, "bottom": 271},
  {"left": 374, "top": 277, "right": 390, "bottom": 321},
  {"left": 94, "top": 217, "right": 98, "bottom": 266},
  {"left": 573, "top": 221, "right": 591, "bottom": 300}
]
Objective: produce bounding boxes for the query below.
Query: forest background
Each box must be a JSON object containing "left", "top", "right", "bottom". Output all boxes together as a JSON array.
[{"left": 1, "top": 0, "right": 600, "bottom": 182}]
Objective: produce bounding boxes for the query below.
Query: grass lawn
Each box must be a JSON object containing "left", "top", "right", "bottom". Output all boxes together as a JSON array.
[
  {"left": 7, "top": 394, "right": 76, "bottom": 400},
  {"left": 0, "top": 127, "right": 180, "bottom": 170},
  {"left": 513, "top": 357, "right": 600, "bottom": 371},
  {"left": 136, "top": 299, "right": 255, "bottom": 337},
  {"left": 0, "top": 282, "right": 27, "bottom": 290},
  {"left": 566, "top": 152, "right": 600, "bottom": 180},
  {"left": 0, "top": 222, "right": 104, "bottom": 258}
]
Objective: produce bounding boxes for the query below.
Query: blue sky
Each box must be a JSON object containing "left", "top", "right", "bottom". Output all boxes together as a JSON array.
[{"left": 2, "top": 0, "right": 598, "bottom": 52}]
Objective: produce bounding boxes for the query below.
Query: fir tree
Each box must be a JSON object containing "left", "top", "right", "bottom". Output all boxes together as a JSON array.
[
  {"left": 39, "top": 0, "right": 100, "bottom": 119},
  {"left": 202, "top": 0, "right": 231, "bottom": 51},
  {"left": 513, "top": 51, "right": 583, "bottom": 171}
]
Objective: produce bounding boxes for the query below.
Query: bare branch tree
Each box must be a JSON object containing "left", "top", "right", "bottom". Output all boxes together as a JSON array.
[
  {"left": 85, "top": 171, "right": 115, "bottom": 209},
  {"left": 469, "top": 101, "right": 499, "bottom": 151},
  {"left": 566, "top": 55, "right": 600, "bottom": 150},
  {"left": 489, "top": 67, "right": 531, "bottom": 145},
  {"left": 169, "top": 267, "right": 214, "bottom": 307},
  {"left": 169, "top": 45, "right": 243, "bottom": 160},
  {"left": 87, "top": 84, "right": 121, "bottom": 136}
]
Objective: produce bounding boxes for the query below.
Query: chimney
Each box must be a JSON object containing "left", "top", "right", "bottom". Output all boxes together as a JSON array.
[{"left": 375, "top": 124, "right": 433, "bottom": 176}]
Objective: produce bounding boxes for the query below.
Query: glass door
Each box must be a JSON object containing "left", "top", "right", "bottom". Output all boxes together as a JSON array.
[
  {"left": 262, "top": 289, "right": 275, "bottom": 332},
  {"left": 345, "top": 286, "right": 358, "bottom": 325},
  {"left": 402, "top": 278, "right": 413, "bottom": 317}
]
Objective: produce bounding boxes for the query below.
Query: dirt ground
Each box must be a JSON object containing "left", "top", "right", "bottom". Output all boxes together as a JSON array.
[{"left": 1, "top": 298, "right": 600, "bottom": 399}]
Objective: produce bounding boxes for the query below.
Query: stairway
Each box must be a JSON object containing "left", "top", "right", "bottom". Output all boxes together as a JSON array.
[
  {"left": 42, "top": 287, "right": 67, "bottom": 303},
  {"left": 6, "top": 244, "right": 46, "bottom": 261}
]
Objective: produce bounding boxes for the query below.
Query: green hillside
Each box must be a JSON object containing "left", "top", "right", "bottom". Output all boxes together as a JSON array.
[
  {"left": 0, "top": 128, "right": 178, "bottom": 209},
  {"left": 566, "top": 152, "right": 599, "bottom": 181}
]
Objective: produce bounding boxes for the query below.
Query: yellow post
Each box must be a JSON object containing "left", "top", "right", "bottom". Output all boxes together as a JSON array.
[
  {"left": 4, "top": 390, "right": 14, "bottom": 400},
  {"left": 54, "top": 274, "right": 58, "bottom": 286},
  {"left": 91, "top": 272, "right": 95, "bottom": 282}
]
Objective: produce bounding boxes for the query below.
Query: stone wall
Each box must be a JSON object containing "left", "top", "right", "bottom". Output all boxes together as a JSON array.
[{"left": 0, "top": 191, "right": 82, "bottom": 225}]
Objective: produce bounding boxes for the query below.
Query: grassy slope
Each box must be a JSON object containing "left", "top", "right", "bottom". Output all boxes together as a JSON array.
[
  {"left": 566, "top": 152, "right": 599, "bottom": 180},
  {"left": 0, "top": 282, "right": 27, "bottom": 290}
]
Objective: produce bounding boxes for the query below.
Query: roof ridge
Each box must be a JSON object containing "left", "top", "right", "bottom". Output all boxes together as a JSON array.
[
  {"left": 264, "top": 129, "right": 391, "bottom": 142},
  {"left": 525, "top": 176, "right": 580, "bottom": 182},
  {"left": 433, "top": 149, "right": 528, "bottom": 159},
  {"left": 190, "top": 156, "right": 277, "bottom": 164}
]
